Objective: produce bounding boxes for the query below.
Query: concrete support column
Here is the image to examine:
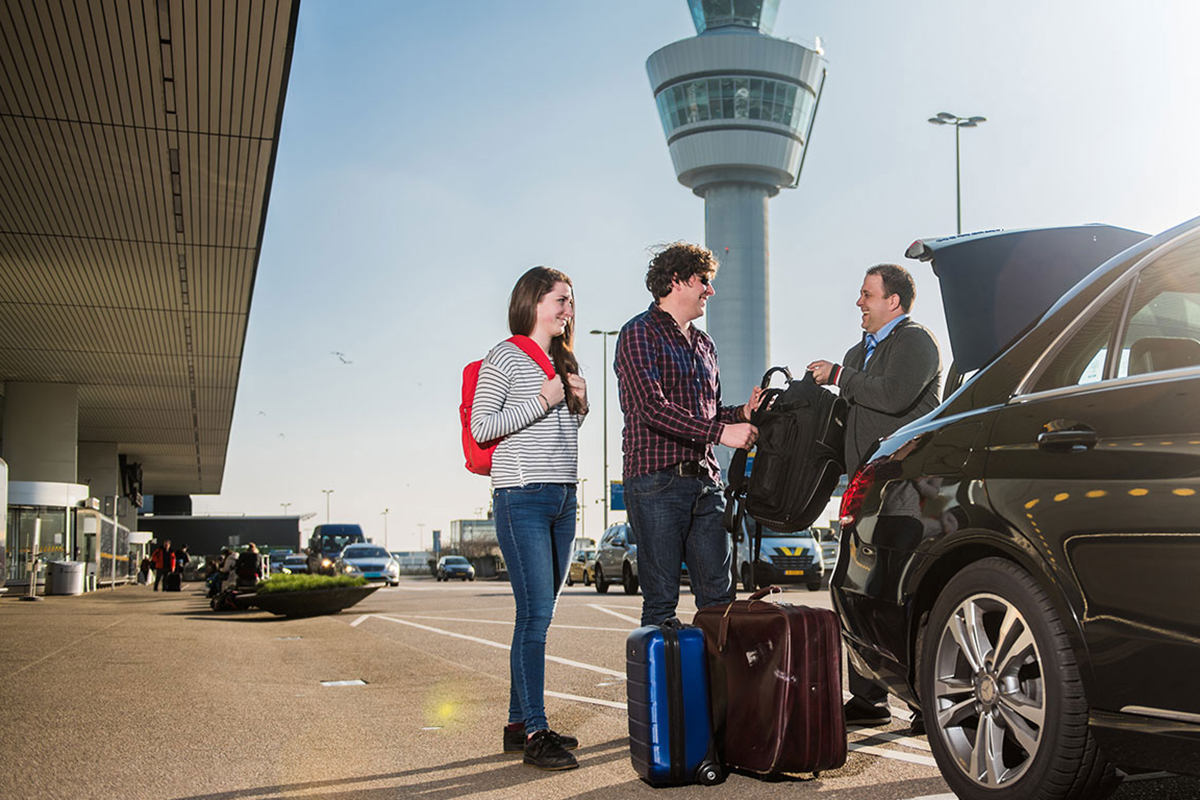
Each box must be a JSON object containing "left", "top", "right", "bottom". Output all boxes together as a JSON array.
[
  {"left": 703, "top": 182, "right": 772, "bottom": 406},
  {"left": 117, "top": 497, "right": 138, "bottom": 534},
  {"left": 78, "top": 442, "right": 120, "bottom": 505},
  {"left": 2, "top": 382, "right": 79, "bottom": 483}
]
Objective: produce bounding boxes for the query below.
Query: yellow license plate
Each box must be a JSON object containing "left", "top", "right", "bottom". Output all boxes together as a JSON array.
[{"left": 784, "top": 569, "right": 804, "bottom": 576}]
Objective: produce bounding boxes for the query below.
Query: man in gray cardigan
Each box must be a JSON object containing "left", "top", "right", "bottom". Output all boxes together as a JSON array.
[{"left": 808, "top": 262, "right": 941, "bottom": 733}]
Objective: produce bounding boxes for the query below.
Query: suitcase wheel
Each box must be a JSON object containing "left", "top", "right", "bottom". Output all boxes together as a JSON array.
[{"left": 695, "top": 761, "right": 724, "bottom": 786}]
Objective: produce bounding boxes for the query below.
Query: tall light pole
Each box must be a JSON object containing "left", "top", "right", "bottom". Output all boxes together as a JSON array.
[
  {"left": 927, "top": 112, "right": 986, "bottom": 234},
  {"left": 321, "top": 489, "right": 334, "bottom": 523},
  {"left": 280, "top": 502, "right": 291, "bottom": 516},
  {"left": 589, "top": 329, "right": 619, "bottom": 530},
  {"left": 381, "top": 508, "right": 389, "bottom": 548}
]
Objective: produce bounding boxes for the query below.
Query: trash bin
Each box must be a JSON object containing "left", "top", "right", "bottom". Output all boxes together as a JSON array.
[{"left": 47, "top": 561, "right": 85, "bottom": 596}]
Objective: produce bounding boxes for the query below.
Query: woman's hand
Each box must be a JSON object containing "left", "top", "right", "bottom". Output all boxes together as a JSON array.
[
  {"left": 540, "top": 375, "right": 566, "bottom": 409},
  {"left": 566, "top": 374, "right": 588, "bottom": 410}
]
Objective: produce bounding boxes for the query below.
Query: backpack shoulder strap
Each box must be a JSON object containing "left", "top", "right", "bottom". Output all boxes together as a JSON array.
[{"left": 506, "top": 335, "right": 556, "bottom": 379}]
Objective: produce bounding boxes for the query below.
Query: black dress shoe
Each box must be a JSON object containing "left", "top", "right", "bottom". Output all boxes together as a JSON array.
[{"left": 843, "top": 696, "right": 891, "bottom": 727}]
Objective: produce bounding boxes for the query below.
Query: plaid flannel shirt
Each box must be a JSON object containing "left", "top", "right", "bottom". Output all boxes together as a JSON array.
[{"left": 615, "top": 303, "right": 744, "bottom": 482}]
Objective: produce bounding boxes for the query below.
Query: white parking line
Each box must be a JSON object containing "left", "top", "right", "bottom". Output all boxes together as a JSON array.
[
  {"left": 387, "top": 613, "right": 630, "bottom": 633},
  {"left": 544, "top": 690, "right": 626, "bottom": 710},
  {"left": 847, "top": 741, "right": 937, "bottom": 767},
  {"left": 849, "top": 727, "right": 931, "bottom": 752},
  {"left": 587, "top": 604, "right": 640, "bottom": 625},
  {"left": 362, "top": 614, "right": 625, "bottom": 678}
]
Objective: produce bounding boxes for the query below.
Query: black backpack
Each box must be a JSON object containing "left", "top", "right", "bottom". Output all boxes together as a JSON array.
[{"left": 724, "top": 367, "right": 847, "bottom": 535}]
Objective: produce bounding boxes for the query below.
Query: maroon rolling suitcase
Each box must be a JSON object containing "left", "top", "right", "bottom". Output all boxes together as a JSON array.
[{"left": 694, "top": 587, "right": 846, "bottom": 776}]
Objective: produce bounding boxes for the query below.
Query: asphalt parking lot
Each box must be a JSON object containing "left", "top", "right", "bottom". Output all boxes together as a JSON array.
[{"left": 2, "top": 577, "right": 1197, "bottom": 799}]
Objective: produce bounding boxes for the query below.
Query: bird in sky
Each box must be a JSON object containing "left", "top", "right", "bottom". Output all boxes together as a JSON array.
[{"left": 331, "top": 351, "right": 353, "bottom": 365}]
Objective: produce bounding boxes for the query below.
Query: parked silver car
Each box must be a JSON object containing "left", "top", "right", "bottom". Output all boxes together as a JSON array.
[{"left": 593, "top": 522, "right": 638, "bottom": 595}]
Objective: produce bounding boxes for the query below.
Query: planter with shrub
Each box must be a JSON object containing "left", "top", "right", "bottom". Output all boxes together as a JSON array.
[{"left": 248, "top": 574, "right": 379, "bottom": 617}]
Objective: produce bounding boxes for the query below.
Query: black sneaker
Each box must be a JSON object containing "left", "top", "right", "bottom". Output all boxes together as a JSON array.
[
  {"left": 504, "top": 723, "right": 578, "bottom": 753},
  {"left": 523, "top": 729, "right": 579, "bottom": 771},
  {"left": 843, "top": 696, "right": 891, "bottom": 727}
]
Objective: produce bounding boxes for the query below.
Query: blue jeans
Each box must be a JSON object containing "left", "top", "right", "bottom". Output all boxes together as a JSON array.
[
  {"left": 493, "top": 483, "right": 576, "bottom": 732},
  {"left": 626, "top": 470, "right": 733, "bottom": 626}
]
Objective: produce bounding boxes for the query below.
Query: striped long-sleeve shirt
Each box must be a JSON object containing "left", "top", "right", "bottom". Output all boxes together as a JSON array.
[{"left": 470, "top": 340, "right": 583, "bottom": 489}]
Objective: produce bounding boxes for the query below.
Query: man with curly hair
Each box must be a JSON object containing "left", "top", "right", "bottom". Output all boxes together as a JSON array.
[{"left": 615, "top": 242, "right": 762, "bottom": 626}]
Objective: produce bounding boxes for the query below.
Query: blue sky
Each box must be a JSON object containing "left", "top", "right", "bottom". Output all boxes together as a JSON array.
[{"left": 191, "top": 0, "right": 1200, "bottom": 549}]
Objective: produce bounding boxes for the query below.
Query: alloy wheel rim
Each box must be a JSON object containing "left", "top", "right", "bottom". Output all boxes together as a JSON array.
[{"left": 932, "top": 592, "right": 1046, "bottom": 787}]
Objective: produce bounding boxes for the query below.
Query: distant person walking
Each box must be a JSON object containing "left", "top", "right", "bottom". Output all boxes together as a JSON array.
[
  {"left": 807, "top": 262, "right": 941, "bottom": 733},
  {"left": 174, "top": 545, "right": 191, "bottom": 579},
  {"left": 470, "top": 266, "right": 588, "bottom": 771},
  {"left": 150, "top": 539, "right": 175, "bottom": 591},
  {"left": 615, "top": 242, "right": 761, "bottom": 627}
]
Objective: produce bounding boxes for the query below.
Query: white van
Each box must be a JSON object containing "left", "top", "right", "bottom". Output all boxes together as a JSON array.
[{"left": 734, "top": 518, "right": 824, "bottom": 592}]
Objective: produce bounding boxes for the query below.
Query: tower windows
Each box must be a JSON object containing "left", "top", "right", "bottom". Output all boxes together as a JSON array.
[{"left": 655, "top": 75, "right": 815, "bottom": 138}]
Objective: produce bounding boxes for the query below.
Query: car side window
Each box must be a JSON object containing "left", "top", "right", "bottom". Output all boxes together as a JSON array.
[
  {"left": 1115, "top": 250, "right": 1200, "bottom": 378},
  {"left": 1030, "top": 291, "right": 1127, "bottom": 392}
]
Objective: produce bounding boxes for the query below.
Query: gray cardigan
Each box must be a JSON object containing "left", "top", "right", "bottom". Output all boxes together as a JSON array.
[{"left": 838, "top": 318, "right": 942, "bottom": 474}]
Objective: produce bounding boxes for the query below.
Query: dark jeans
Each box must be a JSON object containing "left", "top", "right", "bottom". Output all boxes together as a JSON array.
[
  {"left": 625, "top": 469, "right": 733, "bottom": 626},
  {"left": 493, "top": 482, "right": 576, "bottom": 733}
]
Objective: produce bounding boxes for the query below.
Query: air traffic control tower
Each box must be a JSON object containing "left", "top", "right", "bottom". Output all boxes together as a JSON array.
[{"left": 647, "top": 0, "right": 826, "bottom": 401}]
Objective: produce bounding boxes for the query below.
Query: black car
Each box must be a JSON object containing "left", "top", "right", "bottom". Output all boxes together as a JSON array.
[
  {"left": 831, "top": 218, "right": 1200, "bottom": 800},
  {"left": 436, "top": 555, "right": 475, "bottom": 582}
]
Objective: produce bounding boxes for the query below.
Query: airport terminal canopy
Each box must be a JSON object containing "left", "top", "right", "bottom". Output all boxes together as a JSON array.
[
  {"left": 689, "top": 0, "right": 780, "bottom": 35},
  {"left": 0, "top": 0, "right": 300, "bottom": 495}
]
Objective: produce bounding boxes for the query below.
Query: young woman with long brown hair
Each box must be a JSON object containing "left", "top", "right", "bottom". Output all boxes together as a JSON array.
[{"left": 470, "top": 266, "right": 588, "bottom": 770}]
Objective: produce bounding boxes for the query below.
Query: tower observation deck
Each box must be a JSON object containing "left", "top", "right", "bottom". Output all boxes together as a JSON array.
[{"left": 647, "top": 0, "right": 826, "bottom": 407}]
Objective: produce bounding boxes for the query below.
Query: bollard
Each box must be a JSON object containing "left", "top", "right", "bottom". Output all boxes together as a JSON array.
[{"left": 20, "top": 519, "right": 43, "bottom": 602}]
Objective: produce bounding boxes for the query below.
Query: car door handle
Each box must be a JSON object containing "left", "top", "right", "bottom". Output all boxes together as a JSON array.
[{"left": 1037, "top": 428, "right": 1098, "bottom": 451}]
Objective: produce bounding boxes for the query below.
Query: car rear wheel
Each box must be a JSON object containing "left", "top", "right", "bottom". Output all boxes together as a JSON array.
[
  {"left": 594, "top": 564, "right": 609, "bottom": 593},
  {"left": 807, "top": 581, "right": 821, "bottom": 591},
  {"left": 584, "top": 570, "right": 591, "bottom": 586},
  {"left": 919, "top": 557, "right": 1117, "bottom": 800},
  {"left": 623, "top": 564, "right": 639, "bottom": 595},
  {"left": 565, "top": 573, "right": 574, "bottom": 587}
]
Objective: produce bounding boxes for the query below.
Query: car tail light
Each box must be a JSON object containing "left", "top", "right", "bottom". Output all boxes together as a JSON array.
[{"left": 839, "top": 460, "right": 882, "bottom": 527}]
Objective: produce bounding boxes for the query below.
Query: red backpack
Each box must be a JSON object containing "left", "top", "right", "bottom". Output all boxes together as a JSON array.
[{"left": 461, "top": 335, "right": 556, "bottom": 475}]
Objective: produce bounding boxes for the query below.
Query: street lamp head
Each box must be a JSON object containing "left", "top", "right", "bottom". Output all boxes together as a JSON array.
[
  {"left": 936, "top": 111, "right": 956, "bottom": 121},
  {"left": 928, "top": 117, "right": 947, "bottom": 125},
  {"left": 967, "top": 116, "right": 987, "bottom": 123}
]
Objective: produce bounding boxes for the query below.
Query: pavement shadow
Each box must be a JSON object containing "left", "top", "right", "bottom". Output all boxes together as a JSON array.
[{"left": 169, "top": 738, "right": 629, "bottom": 800}]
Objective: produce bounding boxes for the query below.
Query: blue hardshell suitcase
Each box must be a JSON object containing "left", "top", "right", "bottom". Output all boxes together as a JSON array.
[{"left": 626, "top": 624, "right": 724, "bottom": 786}]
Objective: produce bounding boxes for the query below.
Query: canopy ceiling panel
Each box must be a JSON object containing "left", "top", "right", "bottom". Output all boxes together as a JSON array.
[{"left": 0, "top": 0, "right": 299, "bottom": 495}]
